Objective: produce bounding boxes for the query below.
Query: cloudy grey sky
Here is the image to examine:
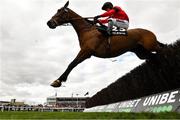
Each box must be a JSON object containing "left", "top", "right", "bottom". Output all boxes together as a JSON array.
[{"left": 0, "top": 0, "right": 179, "bottom": 104}]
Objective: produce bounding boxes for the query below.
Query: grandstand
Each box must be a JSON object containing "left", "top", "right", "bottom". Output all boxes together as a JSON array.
[
  {"left": 0, "top": 97, "right": 89, "bottom": 112},
  {"left": 46, "top": 96, "right": 89, "bottom": 112}
]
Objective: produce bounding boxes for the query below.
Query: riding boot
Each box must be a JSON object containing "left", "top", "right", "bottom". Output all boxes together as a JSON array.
[
  {"left": 107, "top": 20, "right": 113, "bottom": 35},
  {"left": 107, "top": 29, "right": 111, "bottom": 35}
]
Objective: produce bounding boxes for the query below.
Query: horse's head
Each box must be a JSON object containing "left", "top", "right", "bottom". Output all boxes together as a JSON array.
[{"left": 47, "top": 1, "right": 70, "bottom": 29}]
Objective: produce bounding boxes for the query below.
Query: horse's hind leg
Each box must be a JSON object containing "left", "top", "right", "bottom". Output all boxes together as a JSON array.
[
  {"left": 142, "top": 38, "right": 164, "bottom": 54},
  {"left": 131, "top": 45, "right": 157, "bottom": 60}
]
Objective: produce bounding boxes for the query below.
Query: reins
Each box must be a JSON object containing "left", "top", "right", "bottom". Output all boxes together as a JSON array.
[
  {"left": 71, "top": 17, "right": 94, "bottom": 20},
  {"left": 60, "top": 8, "right": 95, "bottom": 26},
  {"left": 62, "top": 17, "right": 94, "bottom": 26}
]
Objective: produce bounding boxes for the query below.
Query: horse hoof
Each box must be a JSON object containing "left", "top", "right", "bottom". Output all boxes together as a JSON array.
[{"left": 50, "top": 80, "right": 62, "bottom": 87}]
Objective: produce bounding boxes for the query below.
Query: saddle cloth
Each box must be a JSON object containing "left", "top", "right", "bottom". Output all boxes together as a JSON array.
[{"left": 97, "top": 25, "right": 128, "bottom": 36}]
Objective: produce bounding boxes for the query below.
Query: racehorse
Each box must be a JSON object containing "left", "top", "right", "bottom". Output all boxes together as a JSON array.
[{"left": 47, "top": 1, "right": 164, "bottom": 87}]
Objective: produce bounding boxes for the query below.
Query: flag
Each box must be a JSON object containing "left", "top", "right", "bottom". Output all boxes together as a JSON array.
[{"left": 84, "top": 92, "right": 89, "bottom": 96}]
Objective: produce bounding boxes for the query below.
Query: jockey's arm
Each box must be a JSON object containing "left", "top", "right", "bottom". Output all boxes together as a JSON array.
[
  {"left": 99, "top": 19, "right": 108, "bottom": 24},
  {"left": 100, "top": 9, "right": 115, "bottom": 17}
]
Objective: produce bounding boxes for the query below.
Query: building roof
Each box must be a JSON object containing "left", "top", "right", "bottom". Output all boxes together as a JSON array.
[{"left": 47, "top": 97, "right": 89, "bottom": 101}]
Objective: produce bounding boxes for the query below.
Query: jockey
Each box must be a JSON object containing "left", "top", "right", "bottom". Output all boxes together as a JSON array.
[{"left": 94, "top": 2, "right": 129, "bottom": 34}]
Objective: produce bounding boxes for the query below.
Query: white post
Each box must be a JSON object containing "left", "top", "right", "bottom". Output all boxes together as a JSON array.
[{"left": 76, "top": 94, "right": 79, "bottom": 108}]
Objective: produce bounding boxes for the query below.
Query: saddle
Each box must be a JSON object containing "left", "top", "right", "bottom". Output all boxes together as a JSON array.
[{"left": 96, "top": 25, "right": 128, "bottom": 36}]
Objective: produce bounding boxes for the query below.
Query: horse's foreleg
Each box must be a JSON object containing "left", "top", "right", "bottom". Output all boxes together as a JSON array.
[{"left": 51, "top": 49, "right": 92, "bottom": 87}]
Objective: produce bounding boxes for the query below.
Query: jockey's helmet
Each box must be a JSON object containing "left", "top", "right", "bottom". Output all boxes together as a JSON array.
[{"left": 102, "top": 2, "right": 113, "bottom": 10}]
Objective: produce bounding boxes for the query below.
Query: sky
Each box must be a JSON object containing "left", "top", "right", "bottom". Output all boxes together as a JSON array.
[{"left": 0, "top": 0, "right": 180, "bottom": 105}]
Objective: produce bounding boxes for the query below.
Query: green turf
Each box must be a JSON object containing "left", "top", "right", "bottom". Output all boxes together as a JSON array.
[{"left": 0, "top": 111, "right": 180, "bottom": 119}]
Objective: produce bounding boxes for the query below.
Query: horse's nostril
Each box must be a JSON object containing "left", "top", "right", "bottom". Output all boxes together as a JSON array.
[
  {"left": 47, "top": 21, "right": 51, "bottom": 26},
  {"left": 47, "top": 20, "right": 56, "bottom": 29}
]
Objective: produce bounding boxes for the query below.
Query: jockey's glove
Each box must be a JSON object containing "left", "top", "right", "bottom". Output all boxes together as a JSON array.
[{"left": 94, "top": 15, "right": 101, "bottom": 21}]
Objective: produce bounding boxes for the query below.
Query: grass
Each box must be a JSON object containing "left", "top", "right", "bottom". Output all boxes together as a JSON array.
[{"left": 0, "top": 111, "right": 180, "bottom": 119}]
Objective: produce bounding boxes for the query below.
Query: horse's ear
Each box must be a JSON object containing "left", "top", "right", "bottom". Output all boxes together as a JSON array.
[{"left": 64, "top": 1, "right": 69, "bottom": 8}]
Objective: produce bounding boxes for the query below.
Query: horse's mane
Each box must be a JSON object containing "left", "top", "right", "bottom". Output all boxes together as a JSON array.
[
  {"left": 84, "top": 18, "right": 95, "bottom": 25},
  {"left": 67, "top": 8, "right": 95, "bottom": 29}
]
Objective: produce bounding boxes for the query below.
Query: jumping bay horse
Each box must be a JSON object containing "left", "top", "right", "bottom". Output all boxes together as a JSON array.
[{"left": 47, "top": 1, "right": 163, "bottom": 87}]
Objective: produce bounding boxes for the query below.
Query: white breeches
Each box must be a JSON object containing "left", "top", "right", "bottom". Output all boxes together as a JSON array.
[{"left": 108, "top": 18, "right": 129, "bottom": 30}]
